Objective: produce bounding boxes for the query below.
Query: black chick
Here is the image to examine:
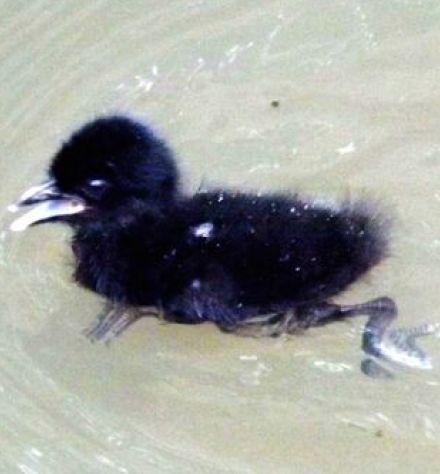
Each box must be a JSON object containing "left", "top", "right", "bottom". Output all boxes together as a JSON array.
[{"left": 9, "top": 115, "right": 397, "bottom": 358}]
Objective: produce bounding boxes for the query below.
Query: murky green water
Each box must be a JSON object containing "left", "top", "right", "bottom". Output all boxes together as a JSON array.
[{"left": 1, "top": 1, "right": 440, "bottom": 472}]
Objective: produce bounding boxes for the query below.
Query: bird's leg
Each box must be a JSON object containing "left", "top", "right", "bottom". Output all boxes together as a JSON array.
[
  {"left": 222, "top": 311, "right": 294, "bottom": 338},
  {"left": 356, "top": 297, "right": 397, "bottom": 358},
  {"left": 298, "top": 297, "right": 439, "bottom": 375},
  {"left": 228, "top": 299, "right": 386, "bottom": 338},
  {"left": 293, "top": 297, "right": 396, "bottom": 334},
  {"left": 293, "top": 301, "right": 353, "bottom": 330},
  {"left": 225, "top": 300, "right": 349, "bottom": 338},
  {"left": 227, "top": 297, "right": 397, "bottom": 345},
  {"left": 83, "top": 301, "right": 158, "bottom": 343}
]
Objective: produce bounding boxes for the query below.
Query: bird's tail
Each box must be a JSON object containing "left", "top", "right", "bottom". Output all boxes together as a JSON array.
[{"left": 341, "top": 198, "right": 393, "bottom": 276}]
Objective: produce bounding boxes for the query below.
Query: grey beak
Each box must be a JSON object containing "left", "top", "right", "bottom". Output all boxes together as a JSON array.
[
  {"left": 9, "top": 179, "right": 60, "bottom": 210},
  {"left": 8, "top": 179, "right": 86, "bottom": 232}
]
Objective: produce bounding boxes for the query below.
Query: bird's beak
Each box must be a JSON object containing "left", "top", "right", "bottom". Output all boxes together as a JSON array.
[{"left": 8, "top": 179, "right": 86, "bottom": 232}]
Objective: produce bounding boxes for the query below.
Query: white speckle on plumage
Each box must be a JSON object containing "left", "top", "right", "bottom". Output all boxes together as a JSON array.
[{"left": 193, "top": 222, "right": 214, "bottom": 238}]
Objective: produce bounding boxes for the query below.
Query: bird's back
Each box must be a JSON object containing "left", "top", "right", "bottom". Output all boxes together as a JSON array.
[{"left": 184, "top": 191, "right": 389, "bottom": 306}]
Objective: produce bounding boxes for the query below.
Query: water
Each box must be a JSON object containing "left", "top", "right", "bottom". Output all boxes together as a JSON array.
[{"left": 1, "top": 1, "right": 440, "bottom": 472}]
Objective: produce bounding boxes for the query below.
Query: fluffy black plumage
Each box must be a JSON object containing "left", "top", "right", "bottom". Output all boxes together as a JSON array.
[
  {"left": 11, "top": 115, "right": 396, "bottom": 350},
  {"left": 54, "top": 117, "right": 390, "bottom": 320}
]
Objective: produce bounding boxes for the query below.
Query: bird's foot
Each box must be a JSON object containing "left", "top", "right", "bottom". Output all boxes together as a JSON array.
[
  {"left": 362, "top": 321, "right": 440, "bottom": 376},
  {"left": 83, "top": 302, "right": 158, "bottom": 343},
  {"left": 333, "top": 296, "right": 440, "bottom": 376}
]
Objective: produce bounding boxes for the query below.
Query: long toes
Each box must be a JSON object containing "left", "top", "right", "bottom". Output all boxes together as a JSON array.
[
  {"left": 374, "top": 324, "right": 440, "bottom": 370},
  {"left": 103, "top": 313, "right": 140, "bottom": 344},
  {"left": 82, "top": 317, "right": 109, "bottom": 342},
  {"left": 83, "top": 306, "right": 131, "bottom": 342},
  {"left": 394, "top": 323, "right": 440, "bottom": 339}
]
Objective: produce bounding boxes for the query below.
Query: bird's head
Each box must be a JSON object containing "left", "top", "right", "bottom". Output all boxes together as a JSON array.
[{"left": 9, "top": 116, "right": 179, "bottom": 231}]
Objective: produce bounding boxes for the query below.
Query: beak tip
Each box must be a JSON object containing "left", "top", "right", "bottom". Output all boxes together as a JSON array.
[
  {"left": 8, "top": 198, "right": 87, "bottom": 233},
  {"left": 9, "top": 220, "right": 26, "bottom": 232}
]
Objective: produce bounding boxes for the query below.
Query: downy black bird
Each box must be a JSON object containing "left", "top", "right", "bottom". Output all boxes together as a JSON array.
[{"left": 8, "top": 115, "right": 431, "bottom": 373}]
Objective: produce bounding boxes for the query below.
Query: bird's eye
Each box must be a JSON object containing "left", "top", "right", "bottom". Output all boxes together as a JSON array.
[
  {"left": 81, "top": 178, "right": 109, "bottom": 200},
  {"left": 88, "top": 179, "right": 107, "bottom": 188}
]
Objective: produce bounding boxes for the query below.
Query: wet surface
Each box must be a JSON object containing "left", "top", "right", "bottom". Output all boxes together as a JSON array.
[{"left": 1, "top": 1, "right": 440, "bottom": 472}]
